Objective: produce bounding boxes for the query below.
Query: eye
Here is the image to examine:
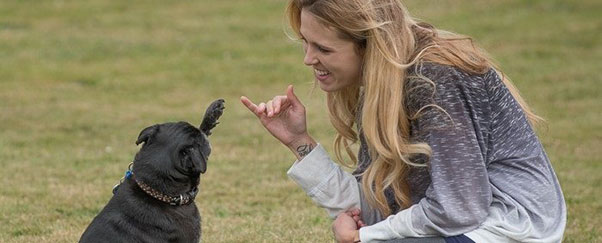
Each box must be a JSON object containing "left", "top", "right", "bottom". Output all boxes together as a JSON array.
[
  {"left": 317, "top": 46, "right": 330, "bottom": 53},
  {"left": 180, "top": 146, "right": 193, "bottom": 156}
]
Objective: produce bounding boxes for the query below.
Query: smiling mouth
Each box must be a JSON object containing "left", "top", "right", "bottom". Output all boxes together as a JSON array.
[
  {"left": 315, "top": 68, "right": 330, "bottom": 76},
  {"left": 314, "top": 68, "right": 330, "bottom": 81}
]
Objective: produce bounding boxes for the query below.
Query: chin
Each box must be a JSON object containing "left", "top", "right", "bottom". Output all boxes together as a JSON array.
[
  {"left": 318, "top": 83, "right": 336, "bottom": 93},
  {"left": 317, "top": 77, "right": 352, "bottom": 93}
]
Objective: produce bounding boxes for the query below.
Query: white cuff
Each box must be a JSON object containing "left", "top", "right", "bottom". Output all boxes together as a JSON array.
[
  {"left": 287, "top": 144, "right": 337, "bottom": 195},
  {"left": 359, "top": 206, "right": 423, "bottom": 242},
  {"left": 287, "top": 143, "right": 361, "bottom": 218}
]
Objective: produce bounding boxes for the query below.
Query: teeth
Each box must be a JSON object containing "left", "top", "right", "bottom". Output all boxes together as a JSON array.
[{"left": 315, "top": 69, "right": 330, "bottom": 76}]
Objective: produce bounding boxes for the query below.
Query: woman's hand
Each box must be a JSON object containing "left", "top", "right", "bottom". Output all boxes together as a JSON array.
[
  {"left": 241, "top": 85, "right": 316, "bottom": 160},
  {"left": 333, "top": 208, "right": 363, "bottom": 243}
]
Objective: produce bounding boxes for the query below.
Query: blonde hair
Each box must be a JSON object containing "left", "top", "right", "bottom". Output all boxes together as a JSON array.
[{"left": 287, "top": 0, "right": 543, "bottom": 216}]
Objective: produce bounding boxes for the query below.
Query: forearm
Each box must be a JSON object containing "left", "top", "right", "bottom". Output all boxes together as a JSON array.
[{"left": 287, "top": 144, "right": 361, "bottom": 218}]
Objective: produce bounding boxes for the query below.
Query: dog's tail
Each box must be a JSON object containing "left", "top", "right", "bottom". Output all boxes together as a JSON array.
[{"left": 200, "top": 99, "right": 225, "bottom": 136}]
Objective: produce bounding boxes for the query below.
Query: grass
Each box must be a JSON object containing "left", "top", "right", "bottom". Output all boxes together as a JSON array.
[{"left": 0, "top": 0, "right": 600, "bottom": 242}]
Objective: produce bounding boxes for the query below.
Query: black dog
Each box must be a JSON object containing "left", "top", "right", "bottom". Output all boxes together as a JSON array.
[{"left": 80, "top": 99, "right": 225, "bottom": 243}]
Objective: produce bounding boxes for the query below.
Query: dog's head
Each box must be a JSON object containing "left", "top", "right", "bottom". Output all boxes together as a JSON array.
[{"left": 132, "top": 99, "right": 224, "bottom": 192}]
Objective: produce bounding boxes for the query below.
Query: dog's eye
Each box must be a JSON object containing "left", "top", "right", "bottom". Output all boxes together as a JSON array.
[{"left": 180, "top": 146, "right": 194, "bottom": 156}]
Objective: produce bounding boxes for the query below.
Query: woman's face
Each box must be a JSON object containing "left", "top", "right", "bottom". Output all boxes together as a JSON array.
[{"left": 299, "top": 9, "right": 363, "bottom": 92}]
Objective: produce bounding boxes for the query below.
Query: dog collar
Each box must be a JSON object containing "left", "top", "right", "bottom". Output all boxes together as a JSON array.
[
  {"left": 112, "top": 162, "right": 199, "bottom": 206},
  {"left": 112, "top": 162, "right": 134, "bottom": 195},
  {"left": 134, "top": 179, "right": 198, "bottom": 206}
]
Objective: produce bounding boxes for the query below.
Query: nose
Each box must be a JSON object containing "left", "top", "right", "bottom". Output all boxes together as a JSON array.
[{"left": 303, "top": 46, "right": 318, "bottom": 66}]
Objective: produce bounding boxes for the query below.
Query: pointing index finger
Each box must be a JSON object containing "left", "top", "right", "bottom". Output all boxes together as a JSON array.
[{"left": 240, "top": 96, "right": 260, "bottom": 115}]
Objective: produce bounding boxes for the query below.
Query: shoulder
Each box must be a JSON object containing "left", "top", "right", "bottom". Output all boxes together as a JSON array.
[
  {"left": 407, "top": 61, "right": 459, "bottom": 82},
  {"left": 404, "top": 62, "right": 496, "bottom": 124},
  {"left": 406, "top": 61, "right": 498, "bottom": 91}
]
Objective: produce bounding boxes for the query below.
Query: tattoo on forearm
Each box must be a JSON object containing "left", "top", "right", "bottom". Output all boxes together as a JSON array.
[{"left": 296, "top": 144, "right": 314, "bottom": 158}]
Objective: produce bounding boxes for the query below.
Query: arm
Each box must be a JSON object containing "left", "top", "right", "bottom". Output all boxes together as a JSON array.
[
  {"left": 241, "top": 85, "right": 382, "bottom": 221},
  {"left": 287, "top": 144, "right": 362, "bottom": 218},
  {"left": 286, "top": 104, "right": 490, "bottom": 242},
  {"left": 287, "top": 144, "right": 379, "bottom": 243},
  {"left": 240, "top": 83, "right": 375, "bottom": 242},
  {"left": 287, "top": 143, "right": 386, "bottom": 225},
  {"left": 241, "top": 84, "right": 362, "bottom": 220}
]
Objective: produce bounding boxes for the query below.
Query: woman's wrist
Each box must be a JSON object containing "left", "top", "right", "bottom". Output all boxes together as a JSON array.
[{"left": 287, "top": 135, "right": 317, "bottom": 160}]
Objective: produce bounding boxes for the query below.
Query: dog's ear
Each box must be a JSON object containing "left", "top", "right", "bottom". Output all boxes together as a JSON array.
[
  {"left": 136, "top": 124, "right": 160, "bottom": 145},
  {"left": 200, "top": 99, "right": 225, "bottom": 136},
  {"left": 181, "top": 148, "right": 207, "bottom": 175}
]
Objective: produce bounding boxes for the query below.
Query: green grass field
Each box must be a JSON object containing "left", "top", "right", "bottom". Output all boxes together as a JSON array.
[{"left": 1, "top": 0, "right": 600, "bottom": 242}]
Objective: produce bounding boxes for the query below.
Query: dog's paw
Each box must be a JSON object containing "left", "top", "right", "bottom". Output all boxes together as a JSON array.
[{"left": 200, "top": 99, "right": 225, "bottom": 136}]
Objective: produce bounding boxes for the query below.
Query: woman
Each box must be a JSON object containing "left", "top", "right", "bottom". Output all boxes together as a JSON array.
[{"left": 240, "top": 0, "right": 566, "bottom": 242}]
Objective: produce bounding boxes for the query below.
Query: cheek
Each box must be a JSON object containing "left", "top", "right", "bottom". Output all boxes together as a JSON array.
[
  {"left": 349, "top": 56, "right": 363, "bottom": 80},
  {"left": 337, "top": 59, "right": 361, "bottom": 81}
]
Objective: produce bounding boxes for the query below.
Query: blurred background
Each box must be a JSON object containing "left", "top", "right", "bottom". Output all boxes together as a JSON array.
[{"left": 0, "top": 0, "right": 600, "bottom": 242}]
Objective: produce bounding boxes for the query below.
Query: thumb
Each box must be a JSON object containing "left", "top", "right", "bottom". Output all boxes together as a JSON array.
[{"left": 286, "top": 85, "right": 303, "bottom": 108}]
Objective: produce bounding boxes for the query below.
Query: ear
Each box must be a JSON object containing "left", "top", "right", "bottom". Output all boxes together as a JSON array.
[
  {"left": 136, "top": 124, "right": 160, "bottom": 145},
  {"left": 181, "top": 148, "right": 207, "bottom": 175},
  {"left": 192, "top": 149, "right": 207, "bottom": 174},
  {"left": 200, "top": 99, "right": 225, "bottom": 136}
]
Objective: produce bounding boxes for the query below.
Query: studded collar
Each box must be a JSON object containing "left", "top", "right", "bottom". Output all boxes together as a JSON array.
[
  {"left": 113, "top": 162, "right": 199, "bottom": 206},
  {"left": 134, "top": 178, "right": 198, "bottom": 206}
]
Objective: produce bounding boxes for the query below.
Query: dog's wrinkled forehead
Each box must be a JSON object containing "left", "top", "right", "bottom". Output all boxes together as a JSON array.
[{"left": 160, "top": 122, "right": 204, "bottom": 142}]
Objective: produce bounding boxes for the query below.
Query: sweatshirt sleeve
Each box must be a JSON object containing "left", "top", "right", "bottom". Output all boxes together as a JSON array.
[
  {"left": 287, "top": 143, "right": 387, "bottom": 224},
  {"left": 359, "top": 65, "right": 493, "bottom": 241},
  {"left": 287, "top": 144, "right": 361, "bottom": 218}
]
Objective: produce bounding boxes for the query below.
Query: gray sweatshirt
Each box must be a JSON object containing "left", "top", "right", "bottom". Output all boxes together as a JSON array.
[{"left": 287, "top": 63, "right": 566, "bottom": 242}]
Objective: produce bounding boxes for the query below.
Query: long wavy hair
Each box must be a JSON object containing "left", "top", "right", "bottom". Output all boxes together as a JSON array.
[{"left": 286, "top": 0, "right": 542, "bottom": 216}]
